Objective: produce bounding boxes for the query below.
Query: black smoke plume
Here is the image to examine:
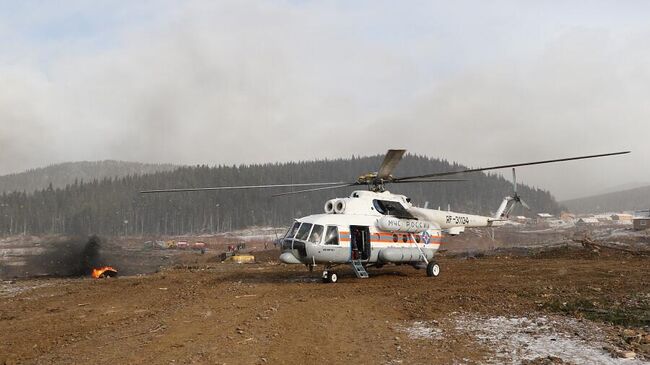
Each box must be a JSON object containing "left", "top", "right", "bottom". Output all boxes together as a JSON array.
[{"left": 10, "top": 235, "right": 108, "bottom": 278}]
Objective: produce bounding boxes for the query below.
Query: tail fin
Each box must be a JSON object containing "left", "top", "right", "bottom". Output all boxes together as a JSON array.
[
  {"left": 493, "top": 168, "right": 530, "bottom": 219},
  {"left": 494, "top": 197, "right": 512, "bottom": 219}
]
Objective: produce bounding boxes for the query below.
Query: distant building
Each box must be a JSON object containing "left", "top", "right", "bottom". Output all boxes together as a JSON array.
[
  {"left": 560, "top": 212, "right": 576, "bottom": 222},
  {"left": 594, "top": 214, "right": 613, "bottom": 223},
  {"left": 547, "top": 219, "right": 566, "bottom": 228},
  {"left": 634, "top": 209, "right": 650, "bottom": 217},
  {"left": 633, "top": 217, "right": 650, "bottom": 231},
  {"left": 536, "top": 213, "right": 554, "bottom": 226},
  {"left": 576, "top": 217, "right": 599, "bottom": 226},
  {"left": 514, "top": 216, "right": 530, "bottom": 223},
  {"left": 611, "top": 213, "right": 633, "bottom": 222}
]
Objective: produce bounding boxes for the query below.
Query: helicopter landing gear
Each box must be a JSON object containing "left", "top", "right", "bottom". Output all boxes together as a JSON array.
[
  {"left": 426, "top": 261, "right": 441, "bottom": 277},
  {"left": 322, "top": 270, "right": 338, "bottom": 283}
]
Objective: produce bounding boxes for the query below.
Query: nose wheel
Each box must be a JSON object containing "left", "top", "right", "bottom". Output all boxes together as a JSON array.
[
  {"left": 322, "top": 270, "right": 338, "bottom": 283},
  {"left": 426, "top": 261, "right": 440, "bottom": 277}
]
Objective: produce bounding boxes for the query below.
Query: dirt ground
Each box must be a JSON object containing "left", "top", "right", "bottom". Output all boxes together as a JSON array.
[{"left": 1, "top": 246, "right": 649, "bottom": 365}]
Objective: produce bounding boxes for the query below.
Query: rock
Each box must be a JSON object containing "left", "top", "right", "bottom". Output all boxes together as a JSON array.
[
  {"left": 521, "top": 355, "right": 566, "bottom": 365},
  {"left": 602, "top": 344, "right": 617, "bottom": 356},
  {"left": 637, "top": 343, "right": 650, "bottom": 354},
  {"left": 622, "top": 329, "right": 636, "bottom": 337},
  {"left": 621, "top": 351, "right": 636, "bottom": 359}
]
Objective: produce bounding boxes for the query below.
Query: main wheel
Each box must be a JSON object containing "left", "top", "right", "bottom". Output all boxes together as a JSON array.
[
  {"left": 322, "top": 270, "right": 330, "bottom": 283},
  {"left": 426, "top": 262, "right": 440, "bottom": 277},
  {"left": 329, "top": 271, "right": 338, "bottom": 283}
]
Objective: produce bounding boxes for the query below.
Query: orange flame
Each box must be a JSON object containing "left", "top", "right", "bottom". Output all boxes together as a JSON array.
[{"left": 91, "top": 266, "right": 117, "bottom": 279}]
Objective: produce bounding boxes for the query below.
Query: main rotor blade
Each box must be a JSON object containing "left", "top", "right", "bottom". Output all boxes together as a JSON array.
[
  {"left": 388, "top": 178, "right": 467, "bottom": 184},
  {"left": 140, "top": 181, "right": 348, "bottom": 194},
  {"left": 270, "top": 178, "right": 466, "bottom": 196},
  {"left": 377, "top": 149, "right": 406, "bottom": 179},
  {"left": 271, "top": 183, "right": 357, "bottom": 197},
  {"left": 395, "top": 151, "right": 630, "bottom": 181}
]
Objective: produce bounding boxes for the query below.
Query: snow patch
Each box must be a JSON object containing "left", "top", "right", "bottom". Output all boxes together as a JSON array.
[
  {"left": 455, "top": 315, "right": 644, "bottom": 364},
  {"left": 399, "top": 321, "right": 443, "bottom": 340},
  {"left": 0, "top": 281, "right": 56, "bottom": 298}
]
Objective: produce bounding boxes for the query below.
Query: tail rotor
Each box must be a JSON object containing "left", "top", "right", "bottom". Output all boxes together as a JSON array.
[{"left": 511, "top": 168, "right": 530, "bottom": 211}]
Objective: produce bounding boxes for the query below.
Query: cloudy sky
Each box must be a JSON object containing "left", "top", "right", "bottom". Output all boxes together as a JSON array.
[{"left": 0, "top": 0, "right": 648, "bottom": 200}]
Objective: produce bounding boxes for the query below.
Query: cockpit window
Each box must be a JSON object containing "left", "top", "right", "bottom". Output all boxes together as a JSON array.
[
  {"left": 308, "top": 224, "right": 324, "bottom": 243},
  {"left": 295, "top": 223, "right": 312, "bottom": 241},
  {"left": 286, "top": 222, "right": 300, "bottom": 239},
  {"left": 372, "top": 199, "right": 415, "bottom": 219},
  {"left": 324, "top": 226, "right": 339, "bottom": 245}
]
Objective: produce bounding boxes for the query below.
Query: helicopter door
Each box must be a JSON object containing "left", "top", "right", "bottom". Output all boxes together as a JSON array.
[{"left": 350, "top": 225, "right": 371, "bottom": 261}]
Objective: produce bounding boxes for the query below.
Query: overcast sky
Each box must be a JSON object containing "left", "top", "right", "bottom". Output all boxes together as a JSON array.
[{"left": 0, "top": 1, "right": 648, "bottom": 200}]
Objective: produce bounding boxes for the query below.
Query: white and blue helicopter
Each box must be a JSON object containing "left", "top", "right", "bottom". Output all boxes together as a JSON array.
[{"left": 142, "top": 149, "right": 628, "bottom": 283}]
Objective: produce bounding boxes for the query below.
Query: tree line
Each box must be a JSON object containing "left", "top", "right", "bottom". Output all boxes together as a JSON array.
[{"left": 0, "top": 154, "right": 561, "bottom": 236}]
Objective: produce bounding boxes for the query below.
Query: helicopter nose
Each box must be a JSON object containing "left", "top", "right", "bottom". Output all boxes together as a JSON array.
[{"left": 279, "top": 252, "right": 302, "bottom": 264}]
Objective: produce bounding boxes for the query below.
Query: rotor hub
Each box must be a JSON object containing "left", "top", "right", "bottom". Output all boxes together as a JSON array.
[{"left": 356, "top": 172, "right": 394, "bottom": 192}]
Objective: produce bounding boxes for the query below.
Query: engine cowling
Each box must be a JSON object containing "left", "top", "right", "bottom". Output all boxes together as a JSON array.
[
  {"left": 334, "top": 199, "right": 346, "bottom": 214},
  {"left": 324, "top": 200, "right": 335, "bottom": 214}
]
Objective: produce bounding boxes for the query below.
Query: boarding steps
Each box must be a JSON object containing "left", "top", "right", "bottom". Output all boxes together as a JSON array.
[{"left": 351, "top": 259, "right": 369, "bottom": 278}]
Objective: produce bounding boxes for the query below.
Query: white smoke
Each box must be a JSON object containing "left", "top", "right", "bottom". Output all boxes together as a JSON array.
[{"left": 0, "top": 1, "right": 648, "bottom": 199}]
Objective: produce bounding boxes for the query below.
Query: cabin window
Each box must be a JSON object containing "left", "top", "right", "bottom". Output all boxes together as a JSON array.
[
  {"left": 372, "top": 199, "right": 415, "bottom": 219},
  {"left": 324, "top": 226, "right": 339, "bottom": 245},
  {"left": 286, "top": 222, "right": 300, "bottom": 239},
  {"left": 308, "top": 224, "right": 324, "bottom": 244},
  {"left": 296, "top": 223, "right": 312, "bottom": 241}
]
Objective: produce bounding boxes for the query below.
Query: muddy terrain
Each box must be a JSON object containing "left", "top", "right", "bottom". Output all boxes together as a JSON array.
[{"left": 1, "top": 244, "right": 648, "bottom": 364}]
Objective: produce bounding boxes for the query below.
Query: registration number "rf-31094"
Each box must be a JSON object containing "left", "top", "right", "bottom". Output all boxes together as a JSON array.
[{"left": 446, "top": 215, "right": 470, "bottom": 225}]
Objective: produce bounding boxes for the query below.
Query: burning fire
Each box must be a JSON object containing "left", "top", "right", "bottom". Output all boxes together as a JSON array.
[{"left": 91, "top": 266, "right": 118, "bottom": 279}]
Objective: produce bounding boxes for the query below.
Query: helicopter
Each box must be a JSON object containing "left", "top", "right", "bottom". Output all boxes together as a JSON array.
[{"left": 141, "top": 149, "right": 629, "bottom": 283}]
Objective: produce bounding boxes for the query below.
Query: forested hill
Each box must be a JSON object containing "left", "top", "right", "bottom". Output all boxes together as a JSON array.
[
  {"left": 561, "top": 185, "right": 650, "bottom": 213},
  {"left": 0, "top": 155, "right": 560, "bottom": 236},
  {"left": 0, "top": 161, "right": 179, "bottom": 194}
]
